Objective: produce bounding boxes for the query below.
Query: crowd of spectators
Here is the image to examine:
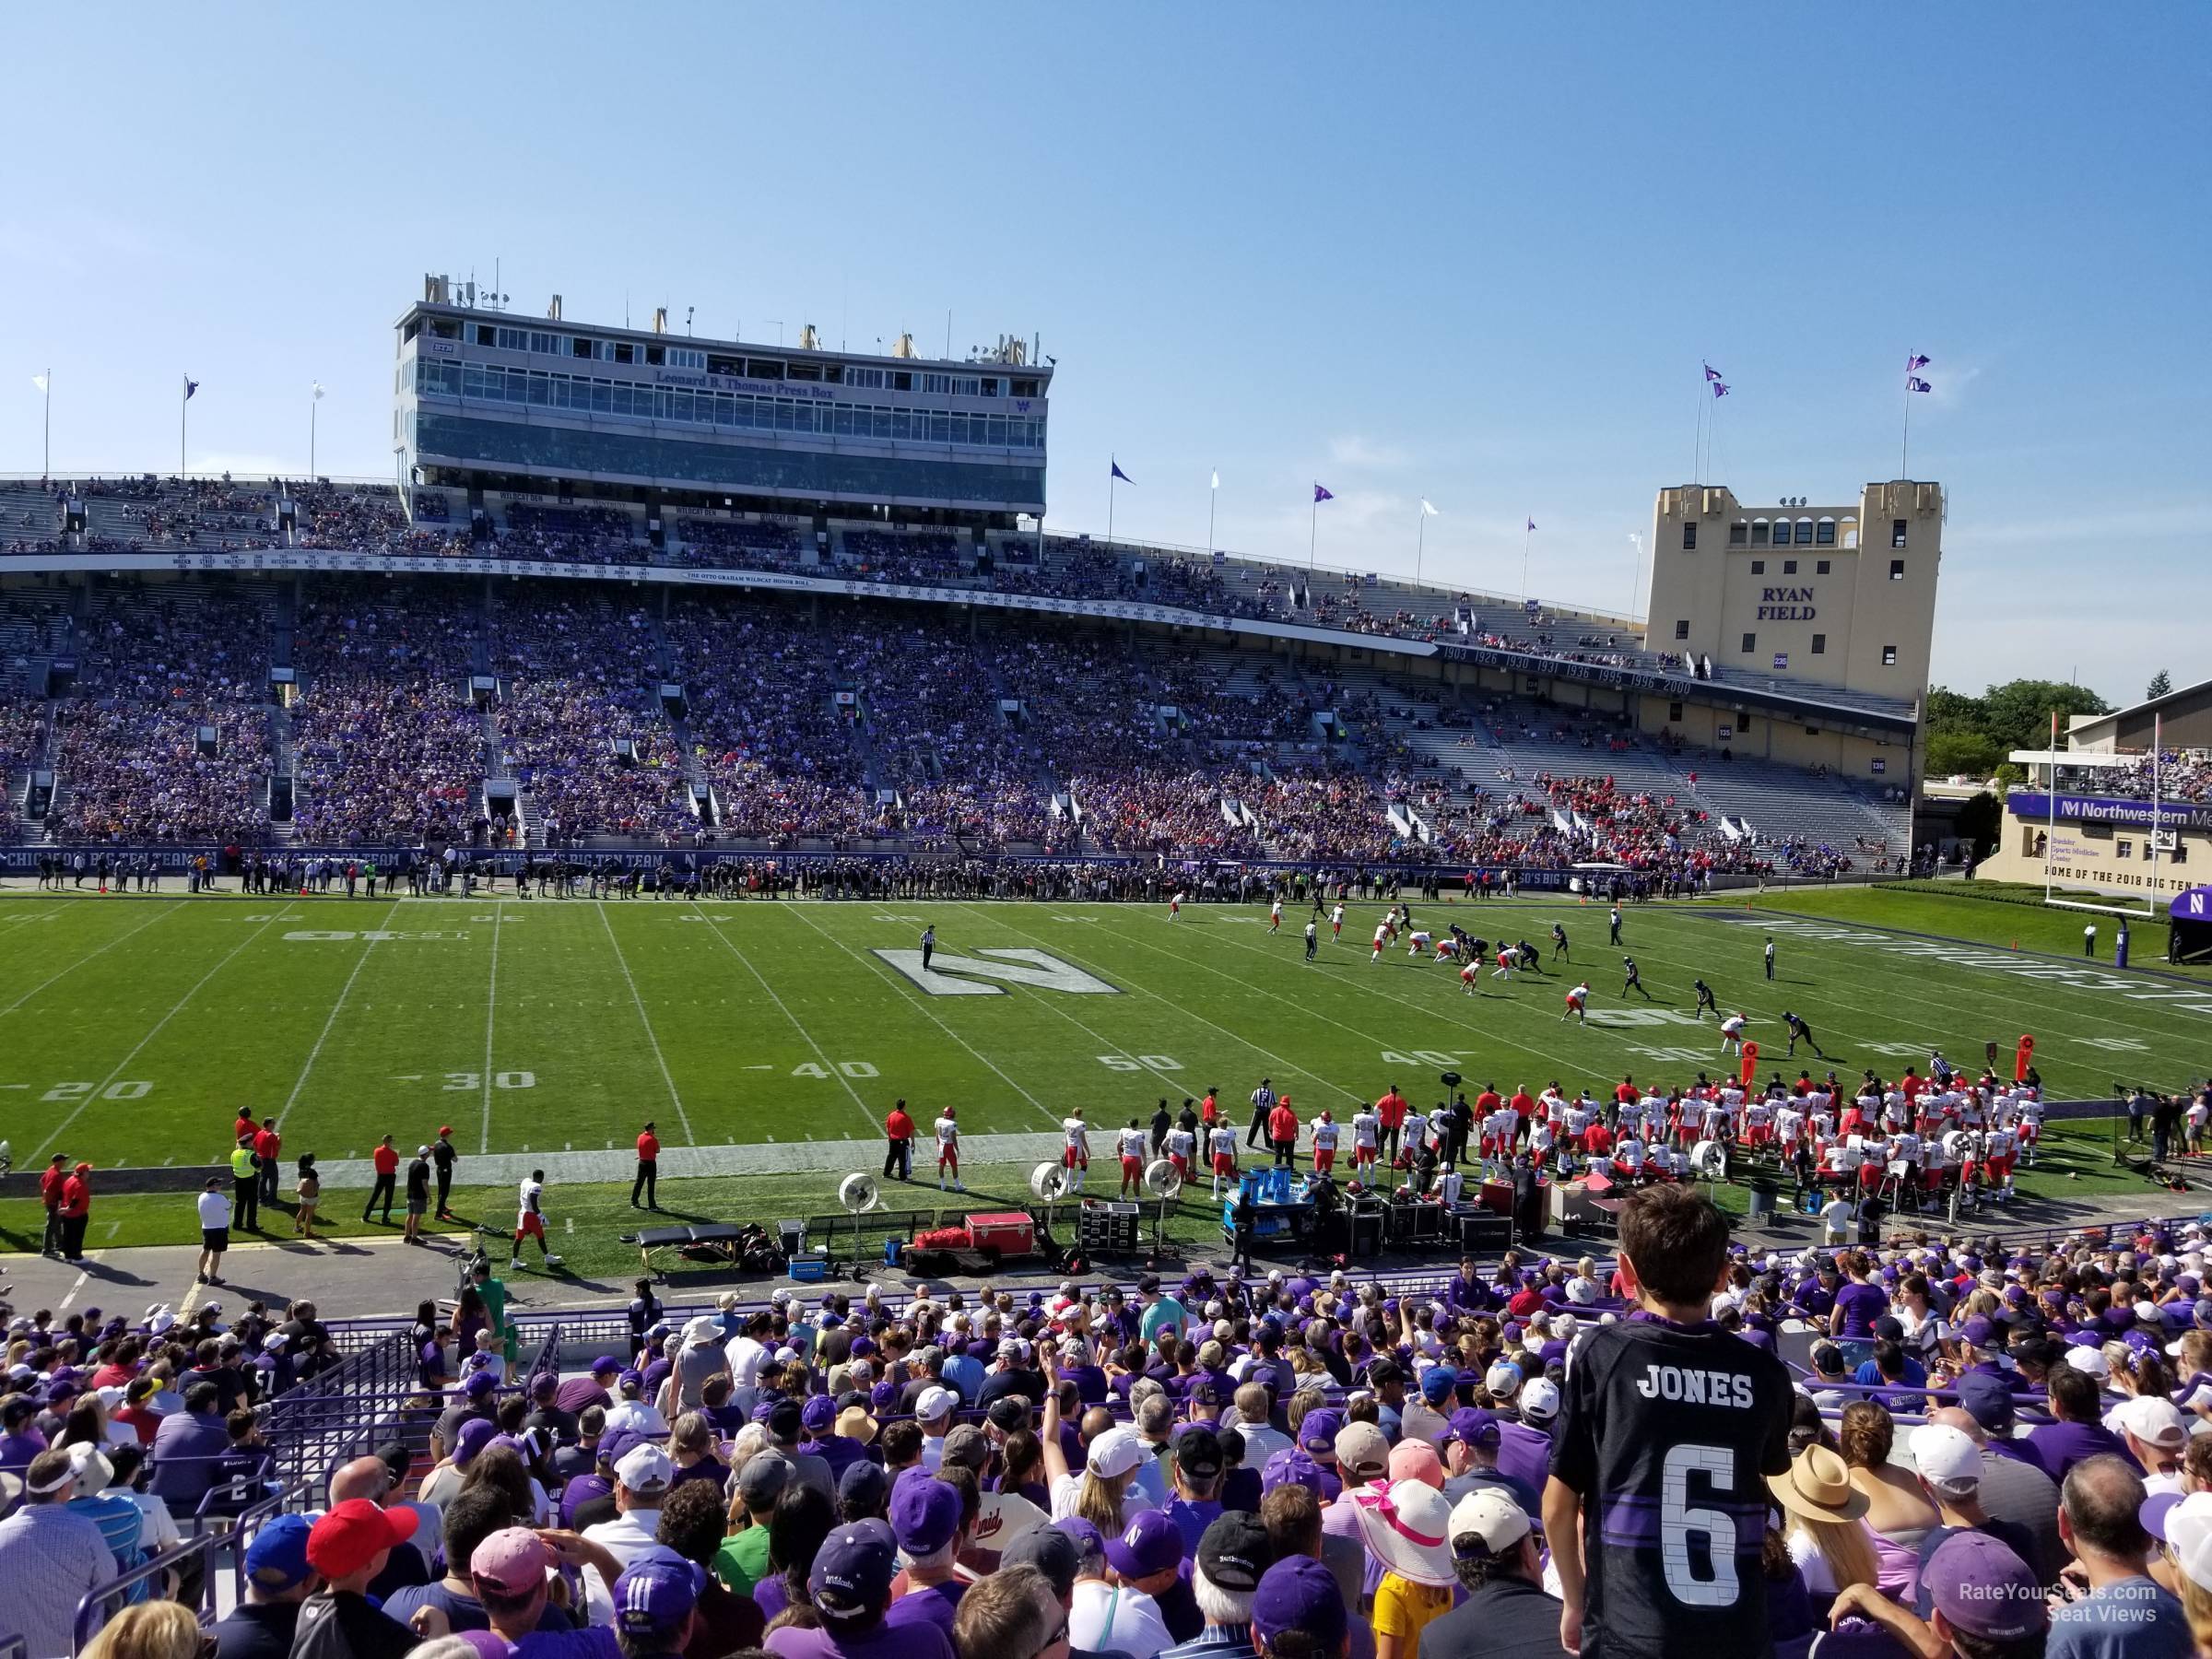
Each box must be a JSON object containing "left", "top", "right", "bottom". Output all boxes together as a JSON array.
[
  {"left": 491, "top": 594, "right": 694, "bottom": 846},
  {"left": 2060, "top": 754, "right": 2212, "bottom": 806},
  {"left": 497, "top": 505, "right": 648, "bottom": 567},
  {"left": 292, "top": 581, "right": 485, "bottom": 846},
  {"left": 672, "top": 520, "right": 808, "bottom": 572},
  {"left": 17, "top": 1189, "right": 2212, "bottom": 1659}
]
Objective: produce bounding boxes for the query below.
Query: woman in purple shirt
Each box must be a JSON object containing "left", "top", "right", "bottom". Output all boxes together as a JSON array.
[{"left": 1830, "top": 1253, "right": 1890, "bottom": 1340}]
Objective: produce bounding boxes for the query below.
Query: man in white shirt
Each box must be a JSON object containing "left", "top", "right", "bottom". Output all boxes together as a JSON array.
[
  {"left": 723, "top": 1312, "right": 771, "bottom": 1389},
  {"left": 1062, "top": 1111, "right": 1092, "bottom": 1194},
  {"left": 1228, "top": 1382, "right": 1291, "bottom": 1465},
  {"left": 1821, "top": 1194, "right": 1857, "bottom": 1246},
  {"left": 195, "top": 1177, "right": 231, "bottom": 1287},
  {"left": 581, "top": 1442, "right": 673, "bottom": 1625},
  {"left": 1351, "top": 1106, "right": 1382, "bottom": 1176}
]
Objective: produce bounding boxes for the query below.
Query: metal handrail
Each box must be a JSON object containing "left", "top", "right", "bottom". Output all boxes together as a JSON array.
[{"left": 73, "top": 1535, "right": 214, "bottom": 1653}]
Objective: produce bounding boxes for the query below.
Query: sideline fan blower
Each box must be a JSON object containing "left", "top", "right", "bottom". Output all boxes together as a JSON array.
[
  {"left": 1144, "top": 1156, "right": 1183, "bottom": 1252},
  {"left": 837, "top": 1171, "right": 879, "bottom": 1274},
  {"left": 1688, "top": 1139, "right": 1730, "bottom": 1181}
]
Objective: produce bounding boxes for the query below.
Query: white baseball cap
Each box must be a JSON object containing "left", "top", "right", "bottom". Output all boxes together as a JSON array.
[
  {"left": 614, "top": 1443, "right": 674, "bottom": 1493},
  {"left": 914, "top": 1386, "right": 959, "bottom": 1423},
  {"left": 2064, "top": 1347, "right": 2112, "bottom": 1380},
  {"left": 1907, "top": 1423, "right": 1983, "bottom": 1488},
  {"left": 1086, "top": 1427, "right": 1144, "bottom": 1478},
  {"left": 1484, "top": 1361, "right": 1523, "bottom": 1397},
  {"left": 1448, "top": 1487, "right": 1532, "bottom": 1558},
  {"left": 2115, "top": 1394, "right": 2189, "bottom": 1451},
  {"left": 1519, "top": 1378, "right": 1561, "bottom": 1423}
]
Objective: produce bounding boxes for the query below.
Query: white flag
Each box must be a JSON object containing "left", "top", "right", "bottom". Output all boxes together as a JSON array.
[
  {"left": 312, "top": 382, "right": 324, "bottom": 400},
  {"left": 1420, "top": 498, "right": 1439, "bottom": 517},
  {"left": 1210, "top": 470, "right": 1219, "bottom": 490},
  {"left": 30, "top": 373, "right": 47, "bottom": 393}
]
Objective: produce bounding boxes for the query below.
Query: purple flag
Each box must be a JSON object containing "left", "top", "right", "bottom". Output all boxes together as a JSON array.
[
  {"left": 1906, "top": 353, "right": 1931, "bottom": 371},
  {"left": 1110, "top": 459, "right": 1132, "bottom": 484},
  {"left": 1703, "top": 363, "right": 1724, "bottom": 382},
  {"left": 1312, "top": 483, "right": 1334, "bottom": 503},
  {"left": 1908, "top": 377, "right": 1932, "bottom": 394},
  {"left": 1712, "top": 382, "right": 1730, "bottom": 398},
  {"left": 1525, "top": 517, "right": 1537, "bottom": 533},
  {"left": 183, "top": 376, "right": 199, "bottom": 402}
]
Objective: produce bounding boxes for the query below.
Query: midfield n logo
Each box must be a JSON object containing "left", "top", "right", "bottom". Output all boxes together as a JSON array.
[{"left": 872, "top": 947, "right": 1121, "bottom": 997}]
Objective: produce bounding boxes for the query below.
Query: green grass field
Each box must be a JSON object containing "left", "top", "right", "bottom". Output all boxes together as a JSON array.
[{"left": 0, "top": 886, "right": 2204, "bottom": 1187}]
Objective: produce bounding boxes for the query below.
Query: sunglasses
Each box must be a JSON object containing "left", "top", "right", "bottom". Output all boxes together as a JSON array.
[{"left": 1025, "top": 1618, "right": 1071, "bottom": 1659}]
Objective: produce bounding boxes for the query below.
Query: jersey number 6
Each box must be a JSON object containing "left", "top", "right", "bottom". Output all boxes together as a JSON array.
[{"left": 1660, "top": 1443, "right": 1740, "bottom": 1606}]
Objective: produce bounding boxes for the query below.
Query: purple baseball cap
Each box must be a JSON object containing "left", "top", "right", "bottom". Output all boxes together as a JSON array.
[
  {"left": 1051, "top": 1516, "right": 1107, "bottom": 1559},
  {"left": 888, "top": 1469, "right": 960, "bottom": 1556},
  {"left": 1924, "top": 1531, "right": 2045, "bottom": 1640},
  {"left": 463, "top": 1370, "right": 500, "bottom": 1397},
  {"left": 1252, "top": 1556, "right": 1348, "bottom": 1650},
  {"left": 453, "top": 1418, "right": 499, "bottom": 1466},
  {"left": 1299, "top": 1408, "right": 1344, "bottom": 1453},
  {"left": 1449, "top": 1407, "right": 1500, "bottom": 1449},
  {"left": 1104, "top": 1510, "right": 1184, "bottom": 1579},
  {"left": 611, "top": 1557, "right": 703, "bottom": 1639},
  {"left": 1261, "top": 1447, "right": 1324, "bottom": 1496},
  {"left": 801, "top": 1394, "right": 837, "bottom": 1434},
  {"left": 810, "top": 1519, "right": 899, "bottom": 1623},
  {"left": 588, "top": 1356, "right": 623, "bottom": 1377}
]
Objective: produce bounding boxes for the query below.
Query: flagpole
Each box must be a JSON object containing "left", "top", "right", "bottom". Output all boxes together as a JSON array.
[
  {"left": 1207, "top": 472, "right": 1217, "bottom": 560},
  {"left": 2044, "top": 710, "right": 2058, "bottom": 904},
  {"left": 1900, "top": 371, "right": 1911, "bottom": 479},
  {"left": 1694, "top": 369, "right": 1705, "bottom": 483},
  {"left": 310, "top": 393, "right": 317, "bottom": 480},
  {"left": 1308, "top": 497, "right": 1317, "bottom": 576},
  {"left": 1521, "top": 520, "right": 1531, "bottom": 602},
  {"left": 2151, "top": 712, "right": 2163, "bottom": 901},
  {"left": 1415, "top": 506, "right": 1427, "bottom": 589},
  {"left": 181, "top": 379, "right": 188, "bottom": 477},
  {"left": 41, "top": 370, "right": 50, "bottom": 478}
]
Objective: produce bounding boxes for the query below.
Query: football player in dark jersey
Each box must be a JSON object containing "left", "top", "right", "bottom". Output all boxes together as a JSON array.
[{"left": 1543, "top": 1183, "right": 1792, "bottom": 1656}]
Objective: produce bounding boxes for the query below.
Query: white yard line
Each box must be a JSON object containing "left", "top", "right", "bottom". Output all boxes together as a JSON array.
[
  {"left": 774, "top": 901, "right": 1060, "bottom": 1126},
  {"left": 686, "top": 901, "right": 877, "bottom": 1131},
  {"left": 481, "top": 903, "right": 505, "bottom": 1152},
  {"left": 0, "top": 904, "right": 177, "bottom": 1018},
  {"left": 596, "top": 902, "right": 695, "bottom": 1144},
  {"left": 945, "top": 903, "right": 1351, "bottom": 1098},
  {"left": 30, "top": 913, "right": 290, "bottom": 1160},
  {"left": 277, "top": 898, "right": 405, "bottom": 1128}
]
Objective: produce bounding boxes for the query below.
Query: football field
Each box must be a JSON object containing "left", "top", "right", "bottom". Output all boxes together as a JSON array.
[{"left": 0, "top": 885, "right": 2205, "bottom": 1185}]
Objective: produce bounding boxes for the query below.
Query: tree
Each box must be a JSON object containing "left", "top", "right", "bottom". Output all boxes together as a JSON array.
[
  {"left": 1975, "top": 679, "right": 2112, "bottom": 756},
  {"left": 1925, "top": 730, "right": 2004, "bottom": 779},
  {"left": 2147, "top": 669, "right": 2173, "bottom": 701},
  {"left": 1924, "top": 685, "right": 1983, "bottom": 734}
]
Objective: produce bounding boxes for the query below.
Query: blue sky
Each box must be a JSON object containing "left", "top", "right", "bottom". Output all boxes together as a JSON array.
[{"left": 2, "top": 4, "right": 2204, "bottom": 701}]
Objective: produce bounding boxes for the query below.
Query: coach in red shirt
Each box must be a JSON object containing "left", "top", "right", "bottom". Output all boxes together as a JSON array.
[
  {"left": 1376, "top": 1087, "right": 1407, "bottom": 1162},
  {"left": 253, "top": 1118, "right": 283, "bottom": 1206},
  {"left": 633, "top": 1121, "right": 662, "bottom": 1209},
  {"left": 38, "top": 1153, "right": 68, "bottom": 1257},
  {"left": 883, "top": 1100, "right": 916, "bottom": 1182},
  {"left": 58, "top": 1161, "right": 93, "bottom": 1262},
  {"left": 1268, "top": 1097, "right": 1301, "bottom": 1168}
]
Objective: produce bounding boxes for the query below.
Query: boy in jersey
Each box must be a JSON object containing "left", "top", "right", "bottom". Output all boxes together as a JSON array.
[
  {"left": 1117, "top": 1119, "right": 1150, "bottom": 1198},
  {"left": 1544, "top": 1183, "right": 1792, "bottom": 1657},
  {"left": 935, "top": 1106, "right": 965, "bottom": 1193},
  {"left": 1269, "top": 896, "right": 1283, "bottom": 934},
  {"left": 1782, "top": 1010, "right": 1827, "bottom": 1060},
  {"left": 1719, "top": 1012, "right": 1747, "bottom": 1055},
  {"left": 1620, "top": 956, "right": 1652, "bottom": 999},
  {"left": 1062, "top": 1109, "right": 1091, "bottom": 1193},
  {"left": 1563, "top": 981, "right": 1591, "bottom": 1024},
  {"left": 512, "top": 1170, "right": 563, "bottom": 1270},
  {"left": 1691, "top": 978, "right": 1718, "bottom": 1019},
  {"left": 1310, "top": 1109, "right": 1340, "bottom": 1174},
  {"left": 1207, "top": 1119, "right": 1240, "bottom": 1198}
]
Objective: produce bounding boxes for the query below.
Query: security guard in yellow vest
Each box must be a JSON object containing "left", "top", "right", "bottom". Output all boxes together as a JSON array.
[{"left": 229, "top": 1137, "right": 260, "bottom": 1231}]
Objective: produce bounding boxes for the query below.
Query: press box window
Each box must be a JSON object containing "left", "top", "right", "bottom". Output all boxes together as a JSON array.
[
  {"left": 1741, "top": 632, "right": 1757, "bottom": 653},
  {"left": 1810, "top": 633, "right": 1826, "bottom": 654},
  {"left": 1892, "top": 519, "right": 1908, "bottom": 548},
  {"left": 1673, "top": 619, "right": 1689, "bottom": 641},
  {"left": 1668, "top": 701, "right": 1684, "bottom": 723},
  {"left": 1729, "top": 522, "right": 1747, "bottom": 546},
  {"left": 1882, "top": 645, "right": 1898, "bottom": 665},
  {"left": 1682, "top": 523, "right": 1698, "bottom": 551},
  {"left": 1783, "top": 559, "right": 1797, "bottom": 574},
  {"left": 1750, "top": 559, "right": 1765, "bottom": 575},
  {"left": 1816, "top": 559, "right": 1831, "bottom": 575},
  {"left": 1889, "top": 559, "right": 1906, "bottom": 581}
]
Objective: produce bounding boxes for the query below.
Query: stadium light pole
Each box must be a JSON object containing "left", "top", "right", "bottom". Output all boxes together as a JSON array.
[
  {"left": 311, "top": 382, "right": 324, "bottom": 479},
  {"left": 1627, "top": 533, "right": 1644, "bottom": 623},
  {"left": 31, "top": 371, "right": 50, "bottom": 477}
]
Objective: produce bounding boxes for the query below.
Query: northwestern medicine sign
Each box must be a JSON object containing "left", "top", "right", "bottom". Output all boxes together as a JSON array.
[{"left": 2008, "top": 793, "right": 2212, "bottom": 831}]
